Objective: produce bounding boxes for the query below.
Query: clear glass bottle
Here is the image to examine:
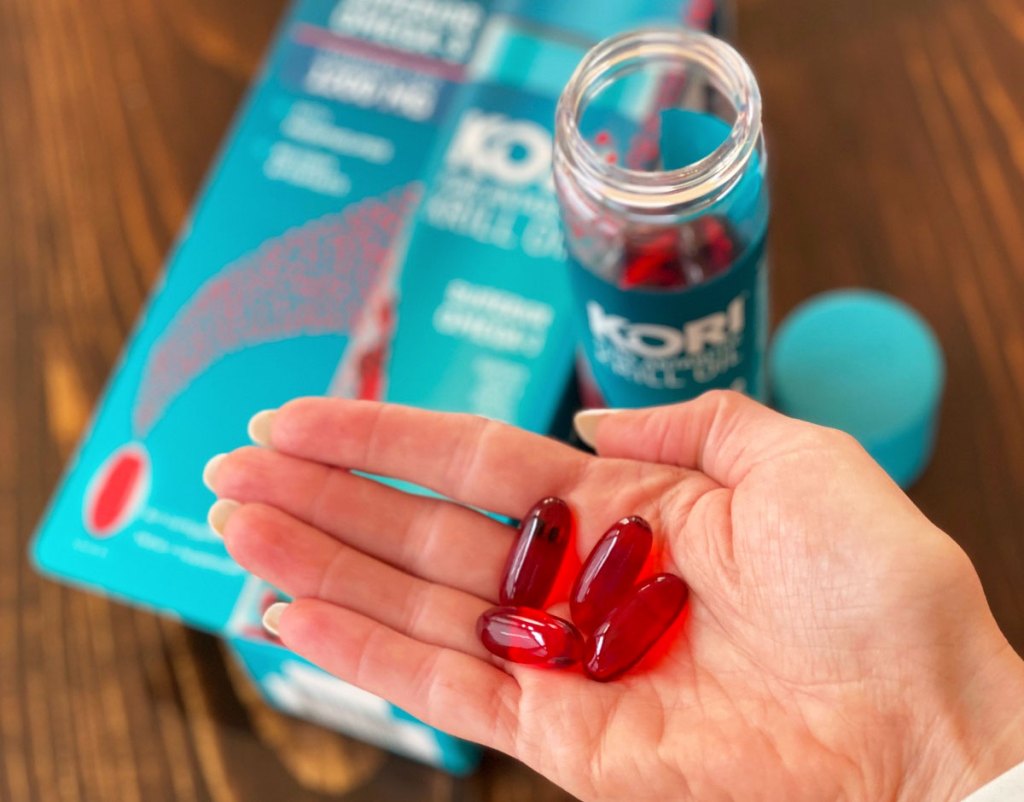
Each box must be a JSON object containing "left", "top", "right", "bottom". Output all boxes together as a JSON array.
[{"left": 553, "top": 27, "right": 769, "bottom": 407}]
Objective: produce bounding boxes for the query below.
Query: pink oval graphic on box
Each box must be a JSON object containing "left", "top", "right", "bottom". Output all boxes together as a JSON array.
[{"left": 83, "top": 444, "right": 150, "bottom": 537}]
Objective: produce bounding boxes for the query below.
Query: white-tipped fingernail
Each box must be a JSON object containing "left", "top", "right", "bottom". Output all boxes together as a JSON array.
[
  {"left": 248, "top": 409, "right": 277, "bottom": 446},
  {"left": 263, "top": 602, "right": 289, "bottom": 637},
  {"left": 207, "top": 499, "right": 240, "bottom": 536},
  {"left": 202, "top": 453, "right": 228, "bottom": 491},
  {"left": 573, "top": 408, "right": 625, "bottom": 449}
]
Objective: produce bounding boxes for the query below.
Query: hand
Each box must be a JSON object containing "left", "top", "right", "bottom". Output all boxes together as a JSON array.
[{"left": 205, "top": 392, "right": 1024, "bottom": 801}]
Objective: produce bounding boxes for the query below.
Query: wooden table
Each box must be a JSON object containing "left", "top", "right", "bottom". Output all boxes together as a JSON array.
[{"left": 3, "top": 0, "right": 1023, "bottom": 799}]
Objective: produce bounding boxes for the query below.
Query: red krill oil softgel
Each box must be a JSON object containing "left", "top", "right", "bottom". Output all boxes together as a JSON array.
[
  {"left": 620, "top": 230, "right": 686, "bottom": 290},
  {"left": 477, "top": 606, "right": 583, "bottom": 668},
  {"left": 584, "top": 573, "right": 689, "bottom": 682},
  {"left": 620, "top": 217, "right": 738, "bottom": 291},
  {"left": 499, "top": 497, "right": 573, "bottom": 608},
  {"left": 571, "top": 516, "right": 653, "bottom": 635}
]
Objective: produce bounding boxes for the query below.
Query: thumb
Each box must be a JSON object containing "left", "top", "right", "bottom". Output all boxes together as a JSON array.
[{"left": 574, "top": 390, "right": 821, "bottom": 487}]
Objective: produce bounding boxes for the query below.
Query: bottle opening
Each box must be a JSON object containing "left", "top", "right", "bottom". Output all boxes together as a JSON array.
[{"left": 554, "top": 27, "right": 762, "bottom": 216}]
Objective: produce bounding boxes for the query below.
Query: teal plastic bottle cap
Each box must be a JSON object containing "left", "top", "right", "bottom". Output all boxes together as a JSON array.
[{"left": 769, "top": 290, "right": 945, "bottom": 488}]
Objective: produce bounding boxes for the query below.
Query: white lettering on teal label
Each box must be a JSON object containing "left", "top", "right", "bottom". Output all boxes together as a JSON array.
[
  {"left": 446, "top": 110, "right": 553, "bottom": 187},
  {"left": 425, "top": 105, "right": 564, "bottom": 257},
  {"left": 433, "top": 279, "right": 552, "bottom": 357},
  {"left": 329, "top": 0, "right": 484, "bottom": 62},
  {"left": 304, "top": 52, "right": 439, "bottom": 121},
  {"left": 587, "top": 295, "right": 747, "bottom": 388}
]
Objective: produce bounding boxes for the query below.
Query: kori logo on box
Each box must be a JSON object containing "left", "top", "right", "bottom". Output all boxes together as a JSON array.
[
  {"left": 447, "top": 109, "right": 553, "bottom": 187},
  {"left": 587, "top": 295, "right": 747, "bottom": 389},
  {"left": 425, "top": 106, "right": 565, "bottom": 259}
]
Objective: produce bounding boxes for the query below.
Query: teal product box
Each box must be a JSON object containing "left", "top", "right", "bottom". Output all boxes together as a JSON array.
[
  {"left": 31, "top": 0, "right": 719, "bottom": 773},
  {"left": 226, "top": 580, "right": 481, "bottom": 772}
]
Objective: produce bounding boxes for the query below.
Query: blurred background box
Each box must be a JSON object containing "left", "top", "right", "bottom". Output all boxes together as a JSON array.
[{"left": 30, "top": 0, "right": 722, "bottom": 774}]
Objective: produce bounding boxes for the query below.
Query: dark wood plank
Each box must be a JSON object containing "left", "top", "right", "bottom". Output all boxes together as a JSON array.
[
  {"left": 745, "top": 0, "right": 1024, "bottom": 646},
  {"left": 2, "top": 0, "right": 1023, "bottom": 799}
]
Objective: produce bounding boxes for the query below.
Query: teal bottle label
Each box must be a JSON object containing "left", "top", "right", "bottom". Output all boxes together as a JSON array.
[{"left": 570, "top": 230, "right": 767, "bottom": 406}]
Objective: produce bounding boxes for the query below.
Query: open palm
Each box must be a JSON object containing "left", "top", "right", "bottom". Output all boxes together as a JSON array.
[{"left": 206, "top": 392, "right": 1024, "bottom": 802}]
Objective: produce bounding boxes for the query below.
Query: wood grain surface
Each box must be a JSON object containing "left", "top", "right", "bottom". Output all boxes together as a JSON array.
[{"left": 2, "top": 0, "right": 1024, "bottom": 799}]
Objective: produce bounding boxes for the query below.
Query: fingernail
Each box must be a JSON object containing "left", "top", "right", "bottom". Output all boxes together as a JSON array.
[
  {"left": 248, "top": 409, "right": 277, "bottom": 447},
  {"left": 207, "top": 499, "right": 240, "bottom": 536},
  {"left": 202, "top": 453, "right": 228, "bottom": 491},
  {"left": 573, "top": 408, "right": 625, "bottom": 449},
  {"left": 263, "top": 602, "right": 289, "bottom": 637}
]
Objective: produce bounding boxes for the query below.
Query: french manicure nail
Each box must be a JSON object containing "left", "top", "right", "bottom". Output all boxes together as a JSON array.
[
  {"left": 248, "top": 409, "right": 277, "bottom": 447},
  {"left": 202, "top": 453, "right": 227, "bottom": 491},
  {"left": 207, "top": 499, "right": 240, "bottom": 536},
  {"left": 573, "top": 408, "right": 625, "bottom": 449},
  {"left": 263, "top": 602, "right": 289, "bottom": 637}
]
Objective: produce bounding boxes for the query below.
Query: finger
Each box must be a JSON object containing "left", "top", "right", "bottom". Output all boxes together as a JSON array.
[
  {"left": 259, "top": 398, "right": 590, "bottom": 518},
  {"left": 208, "top": 447, "right": 512, "bottom": 600},
  {"left": 221, "top": 502, "right": 491, "bottom": 659},
  {"left": 275, "top": 599, "right": 521, "bottom": 753},
  {"left": 575, "top": 390, "right": 820, "bottom": 486}
]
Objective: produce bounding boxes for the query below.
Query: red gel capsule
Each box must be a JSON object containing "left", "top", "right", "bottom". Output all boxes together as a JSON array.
[
  {"left": 694, "top": 216, "right": 737, "bottom": 278},
  {"left": 500, "top": 497, "right": 573, "bottom": 608},
  {"left": 621, "top": 230, "right": 686, "bottom": 290},
  {"left": 477, "top": 606, "right": 583, "bottom": 668},
  {"left": 571, "top": 516, "right": 653, "bottom": 635},
  {"left": 584, "top": 573, "right": 689, "bottom": 682}
]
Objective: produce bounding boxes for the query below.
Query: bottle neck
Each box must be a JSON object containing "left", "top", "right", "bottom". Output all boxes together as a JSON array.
[{"left": 553, "top": 27, "right": 763, "bottom": 219}]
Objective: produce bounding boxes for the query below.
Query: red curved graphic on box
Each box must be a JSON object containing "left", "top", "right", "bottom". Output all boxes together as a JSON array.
[
  {"left": 84, "top": 444, "right": 150, "bottom": 537},
  {"left": 132, "top": 184, "right": 421, "bottom": 436}
]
